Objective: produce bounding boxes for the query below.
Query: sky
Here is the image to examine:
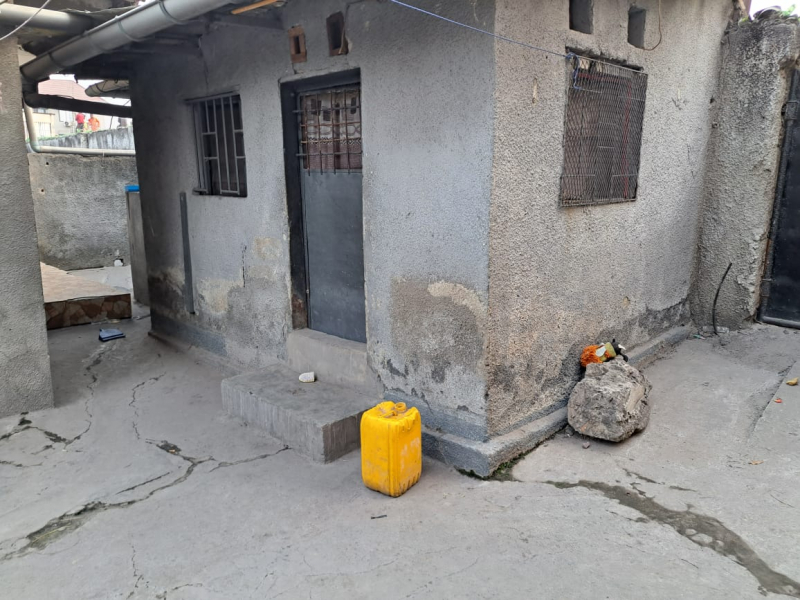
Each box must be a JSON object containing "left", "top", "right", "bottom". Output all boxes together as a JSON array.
[{"left": 750, "top": 0, "right": 799, "bottom": 15}]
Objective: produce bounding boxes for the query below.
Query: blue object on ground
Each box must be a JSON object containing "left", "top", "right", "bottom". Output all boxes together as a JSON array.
[
  {"left": 99, "top": 328, "right": 125, "bottom": 342},
  {"left": 124, "top": 185, "right": 140, "bottom": 192}
]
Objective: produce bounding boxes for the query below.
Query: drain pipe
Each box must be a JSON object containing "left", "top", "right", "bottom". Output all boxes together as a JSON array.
[
  {"left": 85, "top": 80, "right": 130, "bottom": 99},
  {"left": 0, "top": 4, "right": 95, "bottom": 35},
  {"left": 24, "top": 104, "right": 135, "bottom": 156},
  {"left": 20, "top": 0, "right": 236, "bottom": 83}
]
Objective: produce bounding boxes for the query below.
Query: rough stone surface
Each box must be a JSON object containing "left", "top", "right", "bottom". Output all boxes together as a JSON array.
[
  {"left": 0, "top": 34, "right": 53, "bottom": 418},
  {"left": 568, "top": 359, "right": 652, "bottom": 442},
  {"left": 486, "top": 0, "right": 730, "bottom": 436},
  {"left": 28, "top": 153, "right": 138, "bottom": 270},
  {"left": 693, "top": 20, "right": 800, "bottom": 330}
]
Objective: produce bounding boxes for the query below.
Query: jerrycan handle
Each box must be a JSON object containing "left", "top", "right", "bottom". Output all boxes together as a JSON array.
[{"left": 378, "top": 402, "right": 407, "bottom": 418}]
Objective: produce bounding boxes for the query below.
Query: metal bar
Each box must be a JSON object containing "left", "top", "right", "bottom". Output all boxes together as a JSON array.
[
  {"left": 760, "top": 315, "right": 800, "bottom": 330},
  {"left": 193, "top": 104, "right": 207, "bottom": 192},
  {"left": 211, "top": 99, "right": 223, "bottom": 194},
  {"left": 316, "top": 92, "right": 322, "bottom": 174},
  {"left": 219, "top": 96, "right": 231, "bottom": 193},
  {"left": 179, "top": 191, "right": 196, "bottom": 314},
  {"left": 231, "top": 98, "right": 240, "bottom": 194}
]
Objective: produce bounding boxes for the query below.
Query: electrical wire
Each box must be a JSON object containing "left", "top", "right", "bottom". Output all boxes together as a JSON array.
[
  {"left": 387, "top": 0, "right": 646, "bottom": 75},
  {"left": 0, "top": 0, "right": 56, "bottom": 43},
  {"left": 387, "top": 0, "right": 570, "bottom": 59}
]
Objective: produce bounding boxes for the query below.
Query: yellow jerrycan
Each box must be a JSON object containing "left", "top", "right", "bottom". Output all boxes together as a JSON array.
[{"left": 360, "top": 401, "right": 422, "bottom": 497}]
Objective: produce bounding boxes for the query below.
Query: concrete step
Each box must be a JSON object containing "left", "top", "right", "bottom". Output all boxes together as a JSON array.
[
  {"left": 222, "top": 364, "right": 377, "bottom": 463},
  {"left": 286, "top": 329, "right": 384, "bottom": 396}
]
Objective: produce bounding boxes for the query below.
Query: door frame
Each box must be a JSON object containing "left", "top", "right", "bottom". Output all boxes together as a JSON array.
[
  {"left": 280, "top": 69, "right": 362, "bottom": 331},
  {"left": 759, "top": 67, "right": 800, "bottom": 329}
]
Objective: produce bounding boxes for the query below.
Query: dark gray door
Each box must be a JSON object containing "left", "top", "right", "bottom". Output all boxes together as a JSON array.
[
  {"left": 762, "top": 71, "right": 800, "bottom": 328},
  {"left": 297, "top": 85, "right": 366, "bottom": 342}
]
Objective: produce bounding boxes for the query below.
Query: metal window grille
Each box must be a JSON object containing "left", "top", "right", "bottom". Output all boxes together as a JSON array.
[
  {"left": 297, "top": 86, "right": 362, "bottom": 173},
  {"left": 192, "top": 93, "right": 247, "bottom": 197},
  {"left": 560, "top": 56, "right": 648, "bottom": 207}
]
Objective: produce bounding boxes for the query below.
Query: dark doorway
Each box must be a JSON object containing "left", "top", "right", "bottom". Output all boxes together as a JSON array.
[
  {"left": 761, "top": 70, "right": 800, "bottom": 328},
  {"left": 281, "top": 72, "right": 366, "bottom": 343}
]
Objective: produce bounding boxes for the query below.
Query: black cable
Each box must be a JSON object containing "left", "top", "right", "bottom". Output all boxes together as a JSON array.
[{"left": 712, "top": 262, "right": 733, "bottom": 336}]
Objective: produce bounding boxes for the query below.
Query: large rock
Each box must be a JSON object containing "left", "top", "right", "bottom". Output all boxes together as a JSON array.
[{"left": 568, "top": 358, "right": 652, "bottom": 442}]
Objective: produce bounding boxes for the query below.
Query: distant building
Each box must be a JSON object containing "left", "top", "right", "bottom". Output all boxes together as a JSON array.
[{"left": 23, "top": 79, "right": 115, "bottom": 138}]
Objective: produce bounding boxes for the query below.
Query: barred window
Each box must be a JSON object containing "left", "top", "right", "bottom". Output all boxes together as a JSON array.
[
  {"left": 560, "top": 56, "right": 647, "bottom": 207},
  {"left": 192, "top": 93, "right": 247, "bottom": 197}
]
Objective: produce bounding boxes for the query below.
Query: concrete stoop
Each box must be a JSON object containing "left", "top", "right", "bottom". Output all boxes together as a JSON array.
[
  {"left": 422, "top": 408, "right": 568, "bottom": 478},
  {"left": 222, "top": 365, "right": 376, "bottom": 463}
]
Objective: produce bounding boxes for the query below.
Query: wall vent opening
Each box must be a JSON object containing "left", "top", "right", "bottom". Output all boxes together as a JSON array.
[
  {"left": 628, "top": 7, "right": 646, "bottom": 48},
  {"left": 289, "top": 26, "right": 307, "bottom": 63},
  {"left": 569, "top": 0, "right": 593, "bottom": 34},
  {"left": 327, "top": 12, "right": 348, "bottom": 56}
]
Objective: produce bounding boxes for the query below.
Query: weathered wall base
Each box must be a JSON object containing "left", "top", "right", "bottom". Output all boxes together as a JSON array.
[{"left": 694, "top": 20, "right": 800, "bottom": 330}]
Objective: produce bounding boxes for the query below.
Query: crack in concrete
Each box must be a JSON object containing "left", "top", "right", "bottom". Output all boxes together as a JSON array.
[
  {"left": 0, "top": 459, "right": 41, "bottom": 468},
  {"left": 621, "top": 468, "right": 697, "bottom": 493},
  {"left": 209, "top": 445, "right": 290, "bottom": 472},
  {"left": 544, "top": 479, "right": 800, "bottom": 597},
  {"left": 129, "top": 372, "right": 167, "bottom": 440},
  {"left": 0, "top": 440, "right": 210, "bottom": 563},
  {"left": 115, "top": 471, "right": 174, "bottom": 496},
  {"left": 156, "top": 583, "right": 204, "bottom": 599},
  {"left": 126, "top": 542, "right": 147, "bottom": 600}
]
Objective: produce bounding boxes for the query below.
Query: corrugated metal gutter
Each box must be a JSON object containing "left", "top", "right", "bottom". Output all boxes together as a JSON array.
[{"left": 20, "top": 0, "right": 235, "bottom": 83}]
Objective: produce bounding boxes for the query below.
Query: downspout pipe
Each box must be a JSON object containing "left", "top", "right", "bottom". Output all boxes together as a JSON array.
[
  {"left": 24, "top": 92, "right": 132, "bottom": 118},
  {"left": 24, "top": 104, "right": 135, "bottom": 156},
  {"left": 0, "top": 4, "right": 95, "bottom": 35},
  {"left": 85, "top": 80, "right": 130, "bottom": 99},
  {"left": 21, "top": 0, "right": 235, "bottom": 83}
]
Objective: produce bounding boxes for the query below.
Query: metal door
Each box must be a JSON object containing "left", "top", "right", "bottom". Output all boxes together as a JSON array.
[
  {"left": 762, "top": 71, "right": 800, "bottom": 328},
  {"left": 297, "top": 85, "right": 366, "bottom": 342}
]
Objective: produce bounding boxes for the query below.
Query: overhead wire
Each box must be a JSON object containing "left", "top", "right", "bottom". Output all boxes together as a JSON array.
[
  {"left": 0, "top": 0, "right": 56, "bottom": 43},
  {"left": 387, "top": 0, "right": 651, "bottom": 75},
  {"left": 387, "top": 0, "right": 571, "bottom": 60}
]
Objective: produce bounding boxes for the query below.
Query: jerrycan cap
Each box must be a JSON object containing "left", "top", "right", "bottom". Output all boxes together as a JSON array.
[{"left": 378, "top": 402, "right": 408, "bottom": 418}]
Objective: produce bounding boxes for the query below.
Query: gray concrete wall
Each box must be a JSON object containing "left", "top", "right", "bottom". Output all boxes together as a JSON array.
[
  {"left": 486, "top": 0, "right": 731, "bottom": 435},
  {"left": 0, "top": 35, "right": 53, "bottom": 417},
  {"left": 39, "top": 127, "right": 135, "bottom": 151},
  {"left": 693, "top": 20, "right": 800, "bottom": 330},
  {"left": 131, "top": 0, "right": 495, "bottom": 438},
  {"left": 28, "top": 154, "right": 138, "bottom": 270}
]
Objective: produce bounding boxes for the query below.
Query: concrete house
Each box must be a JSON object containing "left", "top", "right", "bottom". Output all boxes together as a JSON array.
[{"left": 8, "top": 0, "right": 753, "bottom": 474}]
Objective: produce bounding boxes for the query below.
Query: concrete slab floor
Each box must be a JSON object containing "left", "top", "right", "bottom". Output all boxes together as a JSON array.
[{"left": 1, "top": 322, "right": 799, "bottom": 599}]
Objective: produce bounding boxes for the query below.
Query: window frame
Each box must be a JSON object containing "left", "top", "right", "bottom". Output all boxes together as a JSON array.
[
  {"left": 560, "top": 55, "right": 648, "bottom": 207},
  {"left": 190, "top": 92, "right": 248, "bottom": 198}
]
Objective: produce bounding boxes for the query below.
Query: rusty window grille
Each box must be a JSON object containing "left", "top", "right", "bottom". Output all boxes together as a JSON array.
[
  {"left": 192, "top": 93, "right": 247, "bottom": 197},
  {"left": 297, "top": 86, "right": 362, "bottom": 173},
  {"left": 560, "top": 55, "right": 648, "bottom": 207}
]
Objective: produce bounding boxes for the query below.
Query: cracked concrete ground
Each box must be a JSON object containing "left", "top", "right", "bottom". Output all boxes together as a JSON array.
[{"left": 1, "top": 320, "right": 800, "bottom": 599}]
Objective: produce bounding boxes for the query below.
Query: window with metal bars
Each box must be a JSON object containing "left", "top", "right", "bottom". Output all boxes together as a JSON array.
[
  {"left": 560, "top": 56, "right": 648, "bottom": 207},
  {"left": 297, "top": 86, "right": 362, "bottom": 173},
  {"left": 192, "top": 93, "right": 247, "bottom": 197}
]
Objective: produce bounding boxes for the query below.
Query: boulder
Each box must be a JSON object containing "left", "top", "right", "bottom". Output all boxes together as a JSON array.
[{"left": 568, "top": 358, "right": 652, "bottom": 442}]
